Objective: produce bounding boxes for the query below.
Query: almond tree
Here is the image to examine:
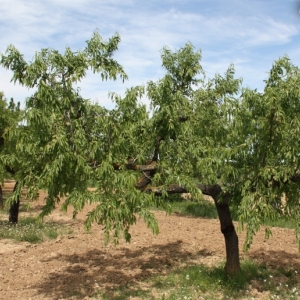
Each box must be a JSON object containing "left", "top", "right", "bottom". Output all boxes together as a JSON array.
[
  {"left": 0, "top": 31, "right": 160, "bottom": 241},
  {"left": 2, "top": 33, "right": 300, "bottom": 275}
]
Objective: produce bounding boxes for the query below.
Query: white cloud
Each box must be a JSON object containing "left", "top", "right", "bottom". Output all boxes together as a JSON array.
[{"left": 0, "top": 0, "right": 299, "bottom": 107}]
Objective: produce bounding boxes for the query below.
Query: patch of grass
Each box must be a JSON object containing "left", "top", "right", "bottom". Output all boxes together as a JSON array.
[
  {"left": 150, "top": 260, "right": 259, "bottom": 299},
  {"left": 151, "top": 260, "right": 300, "bottom": 299},
  {"left": 261, "top": 215, "right": 296, "bottom": 230},
  {"left": 155, "top": 196, "right": 296, "bottom": 230},
  {"left": 99, "top": 284, "right": 152, "bottom": 300},
  {"left": 152, "top": 194, "right": 218, "bottom": 219},
  {"left": 0, "top": 216, "right": 70, "bottom": 243},
  {"left": 230, "top": 203, "right": 297, "bottom": 229},
  {"left": 93, "top": 260, "right": 300, "bottom": 299},
  {"left": 183, "top": 201, "right": 218, "bottom": 219},
  {"left": 164, "top": 200, "right": 218, "bottom": 219}
]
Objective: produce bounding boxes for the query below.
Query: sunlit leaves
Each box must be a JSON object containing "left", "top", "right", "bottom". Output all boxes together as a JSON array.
[{"left": 0, "top": 31, "right": 162, "bottom": 243}]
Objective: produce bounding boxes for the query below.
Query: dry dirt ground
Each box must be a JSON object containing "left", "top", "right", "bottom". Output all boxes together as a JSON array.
[{"left": 0, "top": 182, "right": 300, "bottom": 300}]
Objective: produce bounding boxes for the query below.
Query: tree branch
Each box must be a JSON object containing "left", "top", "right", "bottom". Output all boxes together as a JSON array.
[
  {"left": 144, "top": 183, "right": 223, "bottom": 200},
  {"left": 113, "top": 161, "right": 157, "bottom": 172}
]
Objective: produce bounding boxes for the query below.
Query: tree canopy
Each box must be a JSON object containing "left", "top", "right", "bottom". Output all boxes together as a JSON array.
[
  {"left": 1, "top": 31, "right": 300, "bottom": 275},
  {"left": 0, "top": 93, "right": 20, "bottom": 179}
]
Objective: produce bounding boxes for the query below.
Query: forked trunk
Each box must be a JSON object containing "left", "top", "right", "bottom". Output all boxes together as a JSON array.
[
  {"left": 213, "top": 195, "right": 240, "bottom": 275},
  {"left": 9, "top": 181, "right": 20, "bottom": 224}
]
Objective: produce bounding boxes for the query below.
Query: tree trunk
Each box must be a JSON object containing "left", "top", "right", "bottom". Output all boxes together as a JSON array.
[
  {"left": 0, "top": 184, "right": 3, "bottom": 209},
  {"left": 213, "top": 194, "right": 240, "bottom": 275},
  {"left": 144, "top": 182, "right": 241, "bottom": 275},
  {"left": 9, "top": 181, "right": 20, "bottom": 224}
]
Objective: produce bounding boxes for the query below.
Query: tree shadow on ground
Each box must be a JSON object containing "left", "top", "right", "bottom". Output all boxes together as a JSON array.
[
  {"left": 248, "top": 248, "right": 300, "bottom": 270},
  {"left": 31, "top": 240, "right": 214, "bottom": 299},
  {"left": 31, "top": 244, "right": 300, "bottom": 299}
]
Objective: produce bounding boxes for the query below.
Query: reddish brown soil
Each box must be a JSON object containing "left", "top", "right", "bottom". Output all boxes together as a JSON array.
[{"left": 0, "top": 182, "right": 300, "bottom": 299}]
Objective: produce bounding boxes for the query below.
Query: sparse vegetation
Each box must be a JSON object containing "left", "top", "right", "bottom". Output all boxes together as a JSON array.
[
  {"left": 0, "top": 187, "right": 298, "bottom": 299},
  {"left": 90, "top": 197, "right": 300, "bottom": 299},
  {"left": 97, "top": 260, "right": 300, "bottom": 299},
  {"left": 0, "top": 216, "right": 71, "bottom": 243}
]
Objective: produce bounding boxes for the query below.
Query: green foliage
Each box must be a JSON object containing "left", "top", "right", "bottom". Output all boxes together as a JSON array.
[
  {"left": 0, "top": 31, "right": 158, "bottom": 243},
  {"left": 224, "top": 56, "right": 300, "bottom": 250},
  {"left": 0, "top": 93, "right": 21, "bottom": 180},
  {"left": 149, "top": 52, "right": 300, "bottom": 251},
  {"left": 1, "top": 31, "right": 300, "bottom": 251}
]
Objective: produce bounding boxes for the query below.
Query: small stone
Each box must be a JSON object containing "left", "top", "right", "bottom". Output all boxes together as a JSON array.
[{"left": 50, "top": 252, "right": 58, "bottom": 258}]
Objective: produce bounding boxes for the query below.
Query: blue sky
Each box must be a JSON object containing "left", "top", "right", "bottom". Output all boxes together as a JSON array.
[{"left": 1, "top": 0, "right": 300, "bottom": 109}]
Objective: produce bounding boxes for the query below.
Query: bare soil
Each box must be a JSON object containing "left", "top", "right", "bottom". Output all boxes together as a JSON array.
[{"left": 0, "top": 182, "right": 300, "bottom": 300}]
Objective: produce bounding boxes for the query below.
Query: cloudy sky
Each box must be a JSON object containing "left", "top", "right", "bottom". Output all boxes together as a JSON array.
[{"left": 1, "top": 0, "right": 300, "bottom": 108}]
